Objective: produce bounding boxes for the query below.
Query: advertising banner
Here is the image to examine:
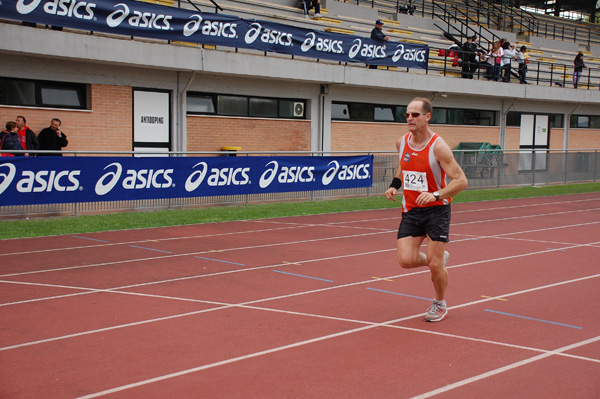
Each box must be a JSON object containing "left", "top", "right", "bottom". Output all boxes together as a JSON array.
[
  {"left": 0, "top": 155, "right": 373, "bottom": 206},
  {"left": 0, "top": 0, "right": 429, "bottom": 68}
]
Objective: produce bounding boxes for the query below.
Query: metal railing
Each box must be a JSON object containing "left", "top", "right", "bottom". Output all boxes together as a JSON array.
[
  {"left": 0, "top": 149, "right": 598, "bottom": 217},
  {"left": 359, "top": 0, "right": 600, "bottom": 46},
  {"left": 427, "top": 44, "right": 599, "bottom": 89}
]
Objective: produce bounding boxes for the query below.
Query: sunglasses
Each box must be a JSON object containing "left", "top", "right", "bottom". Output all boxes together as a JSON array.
[{"left": 405, "top": 112, "right": 421, "bottom": 118}]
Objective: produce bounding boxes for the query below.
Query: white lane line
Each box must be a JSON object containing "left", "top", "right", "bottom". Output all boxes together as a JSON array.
[
  {"left": 409, "top": 335, "right": 600, "bottom": 399},
  {"left": 73, "top": 272, "right": 600, "bottom": 399},
  {"left": 1, "top": 196, "right": 598, "bottom": 258},
  {"left": 0, "top": 230, "right": 390, "bottom": 278}
]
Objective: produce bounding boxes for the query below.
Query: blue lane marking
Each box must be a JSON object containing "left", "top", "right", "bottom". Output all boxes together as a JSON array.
[
  {"left": 484, "top": 309, "right": 583, "bottom": 329},
  {"left": 71, "top": 235, "right": 109, "bottom": 243},
  {"left": 273, "top": 270, "right": 333, "bottom": 282},
  {"left": 128, "top": 245, "right": 172, "bottom": 253},
  {"left": 195, "top": 256, "right": 245, "bottom": 266},
  {"left": 367, "top": 288, "right": 431, "bottom": 301}
]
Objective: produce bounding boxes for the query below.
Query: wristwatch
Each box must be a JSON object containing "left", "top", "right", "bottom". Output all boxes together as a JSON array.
[{"left": 433, "top": 191, "right": 440, "bottom": 201}]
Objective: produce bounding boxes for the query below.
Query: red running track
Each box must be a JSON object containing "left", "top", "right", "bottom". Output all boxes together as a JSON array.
[{"left": 1, "top": 192, "right": 599, "bottom": 398}]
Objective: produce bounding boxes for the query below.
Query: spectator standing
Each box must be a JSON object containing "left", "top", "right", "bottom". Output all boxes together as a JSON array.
[
  {"left": 573, "top": 53, "right": 587, "bottom": 89},
  {"left": 516, "top": 45, "right": 528, "bottom": 84},
  {"left": 1, "top": 121, "right": 26, "bottom": 157},
  {"left": 461, "top": 35, "right": 476, "bottom": 79},
  {"left": 371, "top": 19, "right": 389, "bottom": 42},
  {"left": 302, "top": 0, "right": 320, "bottom": 19},
  {"left": 470, "top": 35, "right": 483, "bottom": 77},
  {"left": 501, "top": 41, "right": 516, "bottom": 83},
  {"left": 369, "top": 20, "right": 389, "bottom": 69},
  {"left": 15, "top": 116, "right": 39, "bottom": 155},
  {"left": 384, "top": 97, "right": 468, "bottom": 322},
  {"left": 38, "top": 118, "right": 68, "bottom": 156},
  {"left": 486, "top": 41, "right": 503, "bottom": 81}
]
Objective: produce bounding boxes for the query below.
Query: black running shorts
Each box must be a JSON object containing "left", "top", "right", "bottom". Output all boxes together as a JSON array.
[{"left": 397, "top": 204, "right": 451, "bottom": 242}]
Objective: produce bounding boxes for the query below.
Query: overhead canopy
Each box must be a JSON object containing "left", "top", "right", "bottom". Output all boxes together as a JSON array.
[{"left": 504, "top": 0, "right": 599, "bottom": 21}]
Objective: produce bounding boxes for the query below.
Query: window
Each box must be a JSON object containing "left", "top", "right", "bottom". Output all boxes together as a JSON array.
[
  {"left": 430, "top": 108, "right": 447, "bottom": 124},
  {"left": 374, "top": 106, "right": 395, "bottom": 121},
  {"left": 332, "top": 103, "right": 350, "bottom": 120},
  {"left": 349, "top": 103, "right": 374, "bottom": 121},
  {"left": 447, "top": 109, "right": 465, "bottom": 125},
  {"left": 571, "top": 115, "right": 589, "bottom": 128},
  {"left": 249, "top": 98, "right": 277, "bottom": 118},
  {"left": 218, "top": 95, "right": 247, "bottom": 116},
  {"left": 508, "top": 112, "right": 564, "bottom": 128},
  {"left": 395, "top": 106, "right": 407, "bottom": 123},
  {"left": 571, "top": 115, "right": 600, "bottom": 128},
  {"left": 332, "top": 101, "right": 498, "bottom": 126},
  {"left": 187, "top": 95, "right": 215, "bottom": 113},
  {"left": 550, "top": 114, "right": 563, "bottom": 128},
  {"left": 0, "top": 77, "right": 88, "bottom": 109},
  {"left": 479, "top": 111, "right": 496, "bottom": 126},
  {"left": 187, "top": 93, "right": 305, "bottom": 119}
]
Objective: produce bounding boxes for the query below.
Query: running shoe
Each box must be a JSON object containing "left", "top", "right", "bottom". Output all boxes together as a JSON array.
[
  {"left": 443, "top": 250, "right": 449, "bottom": 268},
  {"left": 425, "top": 301, "right": 448, "bottom": 322}
]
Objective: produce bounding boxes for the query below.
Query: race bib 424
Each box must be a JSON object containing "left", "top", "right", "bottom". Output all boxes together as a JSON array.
[{"left": 402, "top": 170, "right": 428, "bottom": 191}]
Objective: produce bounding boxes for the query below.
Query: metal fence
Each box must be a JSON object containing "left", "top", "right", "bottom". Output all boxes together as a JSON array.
[{"left": 0, "top": 149, "right": 598, "bottom": 218}]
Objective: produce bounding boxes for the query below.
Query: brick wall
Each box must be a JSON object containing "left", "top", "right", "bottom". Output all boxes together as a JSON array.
[
  {"left": 0, "top": 85, "right": 132, "bottom": 154},
  {"left": 3, "top": 86, "right": 599, "bottom": 156},
  {"left": 569, "top": 129, "right": 600, "bottom": 149},
  {"left": 504, "top": 117, "right": 600, "bottom": 150},
  {"left": 187, "top": 115, "right": 311, "bottom": 152},
  {"left": 331, "top": 122, "right": 501, "bottom": 151}
]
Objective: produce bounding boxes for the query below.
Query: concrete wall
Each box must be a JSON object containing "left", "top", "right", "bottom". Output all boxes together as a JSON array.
[{"left": 1, "top": 14, "right": 600, "bottom": 155}]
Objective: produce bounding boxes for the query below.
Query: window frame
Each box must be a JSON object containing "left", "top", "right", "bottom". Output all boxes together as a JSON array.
[
  {"left": 187, "top": 92, "right": 306, "bottom": 119},
  {"left": 332, "top": 101, "right": 499, "bottom": 126},
  {"left": 0, "top": 77, "right": 89, "bottom": 109}
]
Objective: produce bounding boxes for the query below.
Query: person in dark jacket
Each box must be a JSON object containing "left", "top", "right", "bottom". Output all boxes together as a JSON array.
[
  {"left": 371, "top": 20, "right": 389, "bottom": 42},
  {"left": 461, "top": 35, "right": 477, "bottom": 79},
  {"left": 573, "top": 53, "right": 587, "bottom": 89},
  {"left": 369, "top": 20, "right": 389, "bottom": 69},
  {"left": 1, "top": 121, "right": 26, "bottom": 156},
  {"left": 15, "top": 115, "right": 39, "bottom": 155},
  {"left": 38, "top": 118, "right": 68, "bottom": 156}
]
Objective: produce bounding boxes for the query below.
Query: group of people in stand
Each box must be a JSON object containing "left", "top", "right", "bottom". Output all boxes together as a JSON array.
[
  {"left": 1, "top": 117, "right": 68, "bottom": 157},
  {"left": 460, "top": 36, "right": 529, "bottom": 84},
  {"left": 460, "top": 35, "right": 589, "bottom": 89}
]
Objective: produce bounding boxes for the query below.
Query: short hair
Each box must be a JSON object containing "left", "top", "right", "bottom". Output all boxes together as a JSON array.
[
  {"left": 51, "top": 118, "right": 61, "bottom": 125},
  {"left": 5, "top": 121, "right": 17, "bottom": 131},
  {"left": 411, "top": 97, "right": 433, "bottom": 115},
  {"left": 16, "top": 115, "right": 26, "bottom": 123}
]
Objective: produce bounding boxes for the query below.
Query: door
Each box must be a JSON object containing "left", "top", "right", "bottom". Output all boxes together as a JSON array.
[{"left": 518, "top": 114, "right": 549, "bottom": 172}]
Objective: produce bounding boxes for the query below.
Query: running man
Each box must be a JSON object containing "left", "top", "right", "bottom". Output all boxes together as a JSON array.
[{"left": 384, "top": 97, "right": 468, "bottom": 322}]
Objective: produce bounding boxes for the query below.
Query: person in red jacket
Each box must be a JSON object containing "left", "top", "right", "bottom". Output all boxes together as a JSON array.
[
  {"left": 15, "top": 116, "right": 40, "bottom": 156},
  {"left": 384, "top": 97, "right": 468, "bottom": 322}
]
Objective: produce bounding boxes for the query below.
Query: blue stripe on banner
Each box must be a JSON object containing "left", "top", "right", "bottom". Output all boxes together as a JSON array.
[
  {"left": 367, "top": 287, "right": 431, "bottom": 301},
  {"left": 273, "top": 270, "right": 333, "bottom": 282},
  {"left": 484, "top": 309, "right": 583, "bottom": 329}
]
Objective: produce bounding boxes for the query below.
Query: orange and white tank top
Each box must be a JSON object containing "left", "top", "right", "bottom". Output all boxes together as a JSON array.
[{"left": 399, "top": 132, "right": 451, "bottom": 212}]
